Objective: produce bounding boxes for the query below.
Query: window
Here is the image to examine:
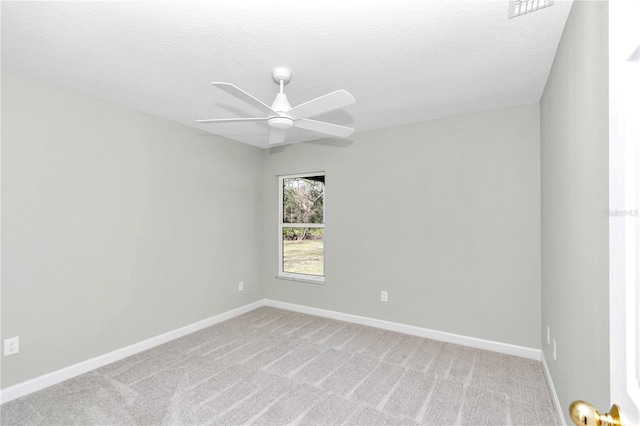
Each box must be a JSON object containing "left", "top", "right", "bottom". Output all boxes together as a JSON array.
[{"left": 278, "top": 173, "right": 325, "bottom": 283}]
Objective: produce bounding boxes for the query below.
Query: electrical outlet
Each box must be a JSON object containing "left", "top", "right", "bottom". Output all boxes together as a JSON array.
[
  {"left": 4, "top": 336, "right": 19, "bottom": 356},
  {"left": 546, "top": 326, "right": 550, "bottom": 345},
  {"left": 553, "top": 338, "right": 557, "bottom": 360},
  {"left": 380, "top": 291, "right": 388, "bottom": 302},
  {"left": 238, "top": 281, "right": 244, "bottom": 292}
]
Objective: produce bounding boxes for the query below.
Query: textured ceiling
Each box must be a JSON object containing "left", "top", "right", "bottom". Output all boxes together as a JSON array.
[{"left": 1, "top": 1, "right": 572, "bottom": 149}]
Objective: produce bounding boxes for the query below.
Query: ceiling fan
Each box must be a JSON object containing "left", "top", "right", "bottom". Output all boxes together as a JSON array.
[{"left": 197, "top": 68, "right": 356, "bottom": 145}]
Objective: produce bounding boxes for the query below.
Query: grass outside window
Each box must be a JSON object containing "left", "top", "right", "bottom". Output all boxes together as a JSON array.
[{"left": 282, "top": 232, "right": 323, "bottom": 276}]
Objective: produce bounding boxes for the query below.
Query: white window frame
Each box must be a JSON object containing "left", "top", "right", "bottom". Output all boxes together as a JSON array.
[{"left": 278, "top": 172, "right": 325, "bottom": 283}]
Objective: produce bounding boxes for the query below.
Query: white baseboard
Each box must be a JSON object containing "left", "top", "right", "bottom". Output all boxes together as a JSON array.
[
  {"left": 264, "top": 299, "right": 541, "bottom": 360},
  {"left": 542, "top": 352, "right": 567, "bottom": 425},
  {"left": 1, "top": 298, "right": 543, "bottom": 404},
  {"left": 0, "top": 300, "right": 264, "bottom": 404}
]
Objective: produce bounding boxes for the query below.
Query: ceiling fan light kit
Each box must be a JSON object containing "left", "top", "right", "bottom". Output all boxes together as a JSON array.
[
  {"left": 196, "top": 67, "right": 355, "bottom": 146},
  {"left": 269, "top": 117, "right": 294, "bottom": 130}
]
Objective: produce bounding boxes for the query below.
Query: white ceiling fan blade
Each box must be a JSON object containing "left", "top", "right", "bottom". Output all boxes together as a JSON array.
[
  {"left": 196, "top": 117, "right": 269, "bottom": 123},
  {"left": 268, "top": 128, "right": 287, "bottom": 144},
  {"left": 286, "top": 90, "right": 355, "bottom": 120},
  {"left": 212, "top": 82, "right": 277, "bottom": 116},
  {"left": 294, "top": 119, "right": 354, "bottom": 138}
]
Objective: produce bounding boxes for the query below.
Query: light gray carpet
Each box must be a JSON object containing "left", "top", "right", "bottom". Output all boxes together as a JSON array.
[{"left": 1, "top": 307, "right": 558, "bottom": 425}]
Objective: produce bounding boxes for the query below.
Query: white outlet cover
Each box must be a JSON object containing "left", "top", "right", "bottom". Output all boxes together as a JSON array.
[
  {"left": 239, "top": 281, "right": 244, "bottom": 291},
  {"left": 4, "top": 336, "right": 20, "bottom": 356},
  {"left": 552, "top": 338, "right": 557, "bottom": 360}
]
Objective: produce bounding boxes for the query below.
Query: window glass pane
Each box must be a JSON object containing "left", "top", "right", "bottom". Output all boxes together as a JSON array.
[
  {"left": 282, "top": 227, "right": 324, "bottom": 276},
  {"left": 283, "top": 176, "right": 324, "bottom": 224}
]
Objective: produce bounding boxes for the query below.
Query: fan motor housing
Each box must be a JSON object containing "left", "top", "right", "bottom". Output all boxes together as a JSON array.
[{"left": 269, "top": 116, "right": 294, "bottom": 130}]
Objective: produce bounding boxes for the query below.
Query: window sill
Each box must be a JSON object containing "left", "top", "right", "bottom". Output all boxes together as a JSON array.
[{"left": 275, "top": 275, "right": 325, "bottom": 285}]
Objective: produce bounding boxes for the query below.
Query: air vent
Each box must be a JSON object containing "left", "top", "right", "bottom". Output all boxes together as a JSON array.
[{"left": 508, "top": 0, "right": 554, "bottom": 18}]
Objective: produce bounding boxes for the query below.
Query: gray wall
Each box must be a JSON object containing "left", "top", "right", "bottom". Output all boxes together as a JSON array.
[
  {"left": 263, "top": 104, "right": 541, "bottom": 349},
  {"left": 540, "top": 0, "right": 610, "bottom": 413},
  {"left": 1, "top": 72, "right": 264, "bottom": 388}
]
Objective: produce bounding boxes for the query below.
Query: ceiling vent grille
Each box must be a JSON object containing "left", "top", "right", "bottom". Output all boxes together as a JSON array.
[{"left": 508, "top": 0, "right": 554, "bottom": 18}]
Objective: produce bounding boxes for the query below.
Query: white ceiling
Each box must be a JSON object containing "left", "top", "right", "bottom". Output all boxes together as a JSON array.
[{"left": 1, "top": 1, "right": 572, "bottom": 149}]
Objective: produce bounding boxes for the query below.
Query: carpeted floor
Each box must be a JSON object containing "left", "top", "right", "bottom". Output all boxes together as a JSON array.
[{"left": 1, "top": 306, "right": 558, "bottom": 425}]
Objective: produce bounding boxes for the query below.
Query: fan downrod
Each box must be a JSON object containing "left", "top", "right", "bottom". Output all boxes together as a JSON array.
[{"left": 272, "top": 67, "right": 292, "bottom": 85}]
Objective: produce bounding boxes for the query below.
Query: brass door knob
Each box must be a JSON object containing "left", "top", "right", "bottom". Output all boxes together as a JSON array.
[{"left": 569, "top": 400, "right": 622, "bottom": 426}]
